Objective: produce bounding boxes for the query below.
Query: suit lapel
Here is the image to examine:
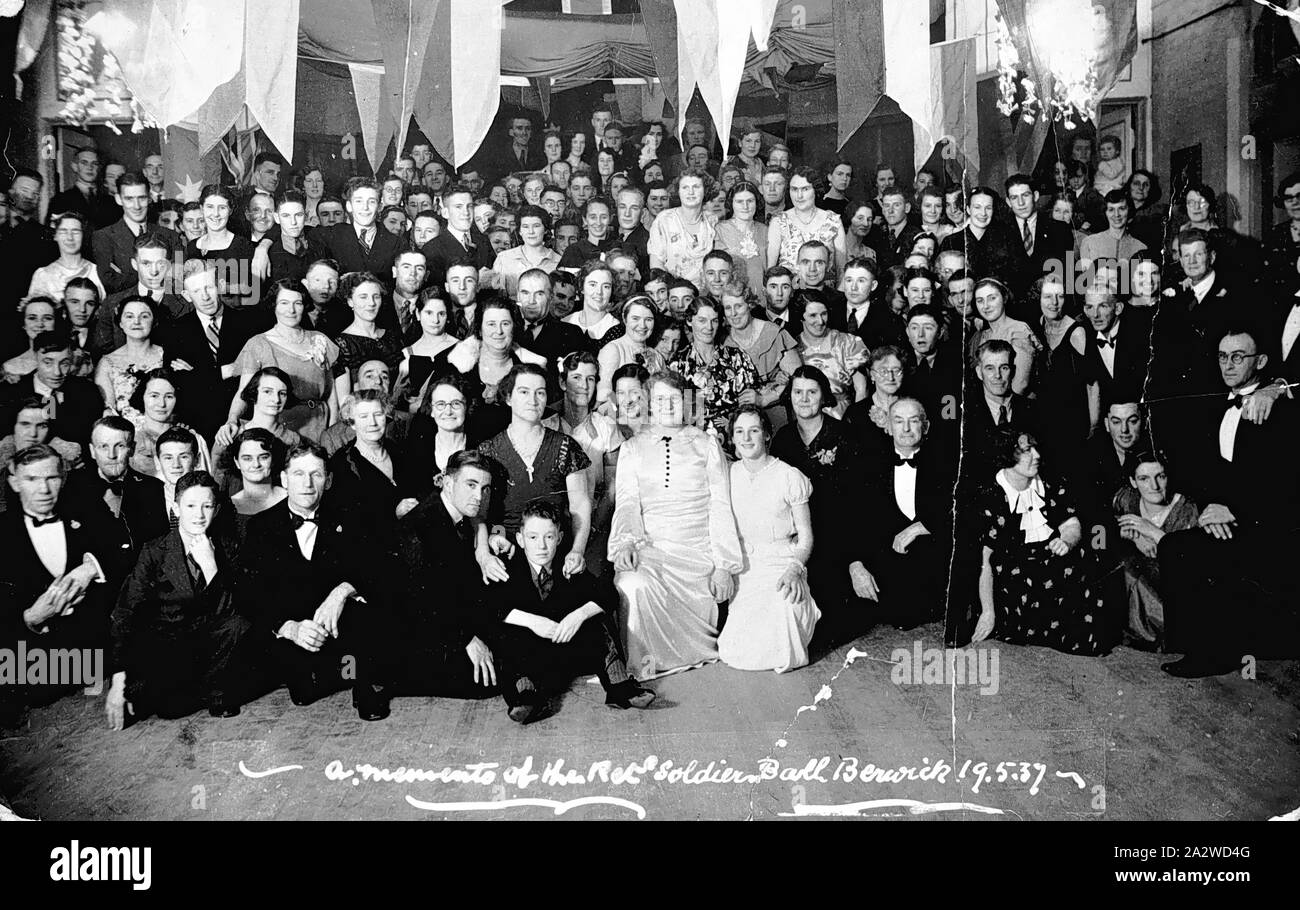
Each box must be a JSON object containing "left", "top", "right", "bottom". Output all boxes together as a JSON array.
[{"left": 161, "top": 531, "right": 197, "bottom": 598}]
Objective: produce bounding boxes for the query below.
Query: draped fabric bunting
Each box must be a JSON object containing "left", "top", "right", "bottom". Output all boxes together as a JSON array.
[
  {"left": 883, "top": 0, "right": 931, "bottom": 159},
  {"left": 103, "top": 0, "right": 299, "bottom": 156},
  {"left": 913, "top": 37, "right": 980, "bottom": 174},
  {"left": 670, "top": 0, "right": 780, "bottom": 146},
  {"left": 348, "top": 63, "right": 391, "bottom": 172},
  {"left": 530, "top": 76, "right": 552, "bottom": 122},
  {"left": 638, "top": 0, "right": 680, "bottom": 117},
  {"left": 833, "top": 0, "right": 883, "bottom": 150},
  {"left": 369, "top": 0, "right": 508, "bottom": 168},
  {"left": 997, "top": 0, "right": 1138, "bottom": 174}
]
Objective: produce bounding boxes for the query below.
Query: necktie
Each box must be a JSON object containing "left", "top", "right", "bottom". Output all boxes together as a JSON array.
[
  {"left": 186, "top": 553, "right": 207, "bottom": 593},
  {"left": 290, "top": 513, "right": 318, "bottom": 530},
  {"left": 997, "top": 404, "right": 1009, "bottom": 427},
  {"left": 1095, "top": 334, "right": 1113, "bottom": 349},
  {"left": 1022, "top": 219, "right": 1034, "bottom": 255},
  {"left": 462, "top": 233, "right": 476, "bottom": 254},
  {"left": 204, "top": 317, "right": 221, "bottom": 360},
  {"left": 892, "top": 454, "right": 917, "bottom": 468},
  {"left": 28, "top": 513, "right": 59, "bottom": 527},
  {"left": 537, "top": 565, "right": 553, "bottom": 600},
  {"left": 847, "top": 309, "right": 860, "bottom": 333},
  {"left": 915, "top": 358, "right": 931, "bottom": 378},
  {"left": 359, "top": 228, "right": 373, "bottom": 256},
  {"left": 43, "top": 391, "right": 60, "bottom": 419}
]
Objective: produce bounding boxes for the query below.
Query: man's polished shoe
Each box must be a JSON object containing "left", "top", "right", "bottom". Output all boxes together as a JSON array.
[
  {"left": 508, "top": 702, "right": 540, "bottom": 724},
  {"left": 356, "top": 701, "right": 390, "bottom": 722},
  {"left": 1161, "top": 656, "right": 1237, "bottom": 678},
  {"left": 606, "top": 680, "right": 656, "bottom": 709}
]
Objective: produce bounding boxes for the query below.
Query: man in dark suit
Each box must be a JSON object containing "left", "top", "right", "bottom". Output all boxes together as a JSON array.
[
  {"left": 1080, "top": 289, "right": 1153, "bottom": 409},
  {"left": 91, "top": 173, "right": 182, "bottom": 295},
  {"left": 873, "top": 188, "right": 921, "bottom": 271},
  {"left": 1004, "top": 174, "right": 1075, "bottom": 311},
  {"left": 960, "top": 338, "right": 1040, "bottom": 485},
  {"left": 313, "top": 177, "right": 401, "bottom": 279},
  {"left": 900, "top": 304, "right": 963, "bottom": 444},
  {"left": 63, "top": 416, "right": 169, "bottom": 554},
  {"left": 1, "top": 445, "right": 123, "bottom": 719},
  {"left": 830, "top": 257, "right": 905, "bottom": 352},
  {"left": 49, "top": 147, "right": 121, "bottom": 232},
  {"left": 1, "top": 169, "right": 57, "bottom": 340},
  {"left": 1073, "top": 400, "right": 1147, "bottom": 565},
  {"left": 485, "top": 500, "right": 653, "bottom": 723},
  {"left": 1270, "top": 285, "right": 1300, "bottom": 388},
  {"left": 421, "top": 184, "right": 493, "bottom": 285},
  {"left": 514, "top": 269, "right": 585, "bottom": 403},
  {"left": 169, "top": 260, "right": 270, "bottom": 439},
  {"left": 0, "top": 333, "right": 103, "bottom": 449},
  {"left": 857, "top": 398, "right": 958, "bottom": 630},
  {"left": 266, "top": 190, "right": 326, "bottom": 286},
  {"left": 490, "top": 116, "right": 540, "bottom": 179},
  {"left": 107, "top": 471, "right": 252, "bottom": 726},
  {"left": 89, "top": 234, "right": 190, "bottom": 356},
  {"left": 1159, "top": 326, "right": 1300, "bottom": 676},
  {"left": 238, "top": 443, "right": 387, "bottom": 719},
  {"left": 355, "top": 451, "right": 506, "bottom": 719}
]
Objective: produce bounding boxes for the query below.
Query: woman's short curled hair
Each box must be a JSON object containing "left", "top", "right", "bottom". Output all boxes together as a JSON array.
[
  {"left": 718, "top": 281, "right": 753, "bottom": 307},
  {"left": 560, "top": 349, "right": 600, "bottom": 380},
  {"left": 726, "top": 402, "right": 773, "bottom": 442},
  {"left": 472, "top": 293, "right": 521, "bottom": 341},
  {"left": 1127, "top": 448, "right": 1171, "bottom": 480},
  {"left": 115, "top": 293, "right": 158, "bottom": 327},
  {"left": 338, "top": 271, "right": 386, "bottom": 306},
  {"left": 128, "top": 366, "right": 181, "bottom": 414},
  {"left": 973, "top": 277, "right": 1014, "bottom": 315},
  {"left": 994, "top": 427, "right": 1040, "bottom": 470},
  {"left": 240, "top": 366, "right": 301, "bottom": 410},
  {"left": 724, "top": 180, "right": 764, "bottom": 221},
  {"left": 417, "top": 369, "right": 478, "bottom": 420},
  {"left": 683, "top": 297, "right": 729, "bottom": 344},
  {"left": 342, "top": 388, "right": 394, "bottom": 425},
  {"left": 780, "top": 364, "right": 835, "bottom": 415},
  {"left": 222, "top": 426, "right": 286, "bottom": 478},
  {"left": 611, "top": 362, "right": 651, "bottom": 391},
  {"left": 498, "top": 362, "right": 549, "bottom": 400},
  {"left": 868, "top": 343, "right": 908, "bottom": 371},
  {"left": 261, "top": 277, "right": 310, "bottom": 313}
]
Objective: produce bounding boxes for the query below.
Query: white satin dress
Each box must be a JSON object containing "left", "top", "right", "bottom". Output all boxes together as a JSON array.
[{"left": 610, "top": 427, "right": 743, "bottom": 680}]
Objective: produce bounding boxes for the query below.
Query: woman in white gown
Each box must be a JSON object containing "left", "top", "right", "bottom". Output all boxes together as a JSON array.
[
  {"left": 719, "top": 405, "right": 819, "bottom": 672},
  {"left": 610, "top": 371, "right": 743, "bottom": 680}
]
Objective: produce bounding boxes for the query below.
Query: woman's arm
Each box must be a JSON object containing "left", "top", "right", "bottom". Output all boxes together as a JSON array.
[
  {"left": 93, "top": 359, "right": 116, "bottom": 412},
  {"left": 851, "top": 371, "right": 868, "bottom": 403},
  {"left": 596, "top": 343, "right": 620, "bottom": 407},
  {"left": 977, "top": 547, "right": 995, "bottom": 617},
  {"left": 225, "top": 371, "right": 253, "bottom": 425},
  {"left": 789, "top": 499, "right": 814, "bottom": 566},
  {"left": 565, "top": 472, "right": 592, "bottom": 565},
  {"left": 1009, "top": 332, "right": 1036, "bottom": 397},
  {"left": 830, "top": 218, "right": 847, "bottom": 278},
  {"left": 766, "top": 220, "right": 782, "bottom": 269}
]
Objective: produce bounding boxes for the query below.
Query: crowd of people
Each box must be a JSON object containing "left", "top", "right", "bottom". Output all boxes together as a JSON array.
[{"left": 2, "top": 105, "right": 1298, "bottom": 730}]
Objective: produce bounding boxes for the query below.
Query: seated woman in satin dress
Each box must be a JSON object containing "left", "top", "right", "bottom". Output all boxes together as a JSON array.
[
  {"left": 609, "top": 370, "right": 743, "bottom": 680},
  {"left": 718, "top": 405, "right": 819, "bottom": 673}
]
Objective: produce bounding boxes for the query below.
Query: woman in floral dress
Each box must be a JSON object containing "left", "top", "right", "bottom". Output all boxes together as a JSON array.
[
  {"left": 667, "top": 298, "right": 758, "bottom": 435},
  {"left": 714, "top": 182, "right": 768, "bottom": 292}
]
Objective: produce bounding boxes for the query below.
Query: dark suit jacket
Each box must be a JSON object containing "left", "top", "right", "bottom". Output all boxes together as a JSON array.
[
  {"left": 90, "top": 288, "right": 190, "bottom": 357},
  {"left": 872, "top": 223, "right": 921, "bottom": 271},
  {"left": 901, "top": 347, "right": 964, "bottom": 435},
  {"left": 485, "top": 551, "right": 615, "bottom": 627},
  {"left": 861, "top": 441, "right": 958, "bottom": 560},
  {"left": 829, "top": 298, "right": 905, "bottom": 353},
  {"left": 315, "top": 222, "right": 401, "bottom": 279},
  {"left": 64, "top": 466, "right": 169, "bottom": 554},
  {"left": 939, "top": 223, "right": 1020, "bottom": 285},
  {"left": 110, "top": 529, "right": 240, "bottom": 669},
  {"left": 49, "top": 186, "right": 121, "bottom": 231},
  {"left": 1266, "top": 294, "right": 1300, "bottom": 388},
  {"left": 166, "top": 305, "right": 271, "bottom": 438},
  {"left": 420, "top": 230, "right": 492, "bottom": 286},
  {"left": 515, "top": 317, "right": 587, "bottom": 401},
  {"left": 959, "top": 391, "right": 1040, "bottom": 486},
  {"left": 238, "top": 497, "right": 380, "bottom": 636},
  {"left": 392, "top": 492, "right": 488, "bottom": 647},
  {"left": 1010, "top": 215, "right": 1075, "bottom": 307},
  {"left": 1180, "top": 395, "right": 1300, "bottom": 531},
  {"left": 1149, "top": 273, "right": 1257, "bottom": 397},
  {"left": 1081, "top": 309, "right": 1154, "bottom": 408},
  {"left": 0, "top": 376, "right": 103, "bottom": 449},
  {"left": 0, "top": 507, "right": 126, "bottom": 649},
  {"left": 492, "top": 142, "right": 541, "bottom": 179},
  {"left": 91, "top": 220, "right": 182, "bottom": 294}
]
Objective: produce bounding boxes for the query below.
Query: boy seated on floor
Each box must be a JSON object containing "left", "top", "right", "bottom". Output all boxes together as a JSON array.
[{"left": 486, "top": 500, "right": 654, "bottom": 724}]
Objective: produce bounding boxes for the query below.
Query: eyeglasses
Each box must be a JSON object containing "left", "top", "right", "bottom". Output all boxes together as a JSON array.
[
  {"left": 1216, "top": 352, "right": 1259, "bottom": 365},
  {"left": 872, "top": 367, "right": 905, "bottom": 378},
  {"left": 431, "top": 400, "right": 466, "bottom": 413}
]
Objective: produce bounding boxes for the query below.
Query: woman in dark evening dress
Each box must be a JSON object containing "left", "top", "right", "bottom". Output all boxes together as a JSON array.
[
  {"left": 185, "top": 185, "right": 258, "bottom": 306},
  {"left": 971, "top": 429, "right": 1111, "bottom": 656},
  {"left": 333, "top": 271, "right": 403, "bottom": 397},
  {"left": 1032, "top": 275, "right": 1092, "bottom": 467},
  {"left": 393, "top": 291, "right": 459, "bottom": 412},
  {"left": 476, "top": 363, "right": 592, "bottom": 579},
  {"left": 769, "top": 366, "right": 872, "bottom": 648}
]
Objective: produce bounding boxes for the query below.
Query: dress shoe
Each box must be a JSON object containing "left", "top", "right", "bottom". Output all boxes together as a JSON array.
[
  {"left": 508, "top": 702, "right": 540, "bottom": 724},
  {"left": 606, "top": 681, "right": 656, "bottom": 709},
  {"left": 1161, "top": 656, "right": 1237, "bottom": 678}
]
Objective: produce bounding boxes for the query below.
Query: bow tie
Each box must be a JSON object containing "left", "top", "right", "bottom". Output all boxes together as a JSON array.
[
  {"left": 892, "top": 454, "right": 917, "bottom": 469},
  {"left": 290, "top": 513, "right": 318, "bottom": 529},
  {"left": 1095, "top": 335, "right": 1114, "bottom": 349},
  {"left": 27, "top": 513, "right": 60, "bottom": 527},
  {"left": 1226, "top": 394, "right": 1245, "bottom": 409},
  {"left": 103, "top": 478, "right": 125, "bottom": 495}
]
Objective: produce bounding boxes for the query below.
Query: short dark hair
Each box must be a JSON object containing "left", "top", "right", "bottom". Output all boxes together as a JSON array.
[
  {"left": 63, "top": 277, "right": 101, "bottom": 305},
  {"left": 128, "top": 366, "right": 181, "bottom": 413},
  {"left": 520, "top": 498, "right": 564, "bottom": 530},
  {"left": 174, "top": 469, "right": 220, "bottom": 502},
  {"left": 241, "top": 366, "right": 301, "bottom": 409},
  {"left": 611, "top": 362, "right": 651, "bottom": 390},
  {"left": 994, "top": 427, "right": 1040, "bottom": 470},
  {"left": 277, "top": 189, "right": 308, "bottom": 209},
  {"left": 284, "top": 441, "right": 330, "bottom": 472},
  {"left": 781, "top": 365, "right": 835, "bottom": 414},
  {"left": 472, "top": 295, "right": 522, "bottom": 340},
  {"left": 445, "top": 449, "right": 495, "bottom": 478},
  {"left": 91, "top": 415, "right": 135, "bottom": 444},
  {"left": 156, "top": 425, "right": 198, "bottom": 458},
  {"left": 116, "top": 172, "right": 149, "bottom": 193},
  {"left": 725, "top": 402, "right": 773, "bottom": 441},
  {"left": 254, "top": 151, "right": 284, "bottom": 170},
  {"left": 498, "top": 362, "right": 548, "bottom": 400},
  {"left": 223, "top": 426, "right": 286, "bottom": 478},
  {"left": 113, "top": 293, "right": 159, "bottom": 328},
  {"left": 1004, "top": 173, "right": 1035, "bottom": 195}
]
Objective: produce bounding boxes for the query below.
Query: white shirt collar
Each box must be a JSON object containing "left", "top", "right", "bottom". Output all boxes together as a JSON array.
[
  {"left": 1192, "top": 271, "right": 1216, "bottom": 299},
  {"left": 33, "top": 375, "right": 55, "bottom": 397}
]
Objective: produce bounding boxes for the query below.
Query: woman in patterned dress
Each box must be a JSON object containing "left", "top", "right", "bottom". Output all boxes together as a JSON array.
[
  {"left": 714, "top": 182, "right": 768, "bottom": 293},
  {"left": 596, "top": 295, "right": 665, "bottom": 410},
  {"left": 667, "top": 298, "right": 758, "bottom": 436},
  {"left": 333, "top": 271, "right": 403, "bottom": 397},
  {"left": 971, "top": 429, "right": 1112, "bottom": 656},
  {"left": 94, "top": 295, "right": 166, "bottom": 417},
  {"left": 767, "top": 166, "right": 847, "bottom": 280},
  {"left": 648, "top": 169, "right": 717, "bottom": 291}
]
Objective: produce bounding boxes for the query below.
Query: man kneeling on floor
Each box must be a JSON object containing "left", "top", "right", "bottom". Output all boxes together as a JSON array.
[{"left": 487, "top": 500, "right": 654, "bottom": 723}]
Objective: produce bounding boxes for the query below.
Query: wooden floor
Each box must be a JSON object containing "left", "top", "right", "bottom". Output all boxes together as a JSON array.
[{"left": 2, "top": 621, "right": 1298, "bottom": 821}]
